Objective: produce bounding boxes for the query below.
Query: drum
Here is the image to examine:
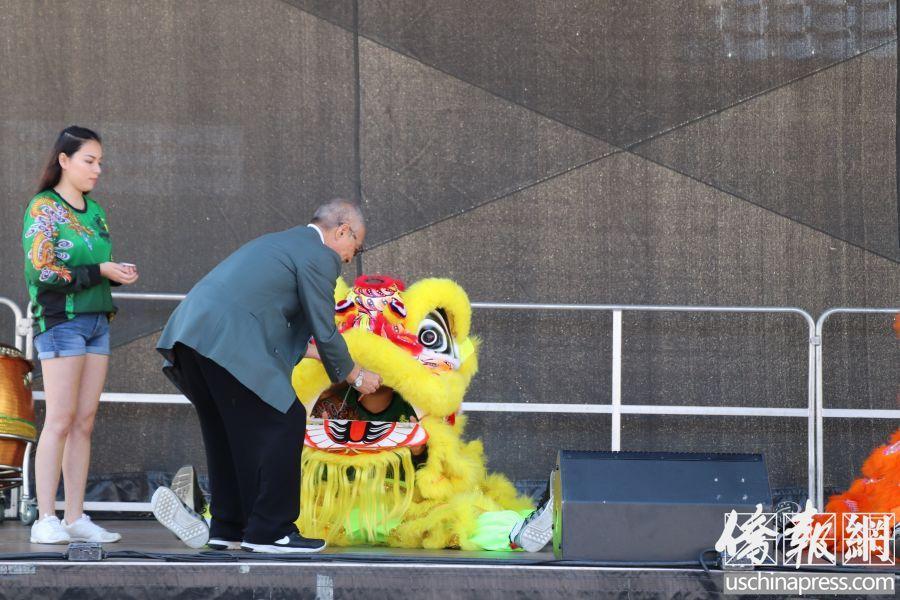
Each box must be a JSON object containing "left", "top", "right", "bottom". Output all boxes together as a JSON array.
[{"left": 0, "top": 344, "right": 35, "bottom": 486}]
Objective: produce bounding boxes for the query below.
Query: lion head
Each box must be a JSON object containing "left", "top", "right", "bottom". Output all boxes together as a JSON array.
[{"left": 293, "top": 274, "right": 478, "bottom": 450}]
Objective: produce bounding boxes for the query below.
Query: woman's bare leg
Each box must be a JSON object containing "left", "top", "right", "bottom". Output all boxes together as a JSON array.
[
  {"left": 62, "top": 353, "right": 108, "bottom": 522},
  {"left": 35, "top": 356, "right": 85, "bottom": 519}
]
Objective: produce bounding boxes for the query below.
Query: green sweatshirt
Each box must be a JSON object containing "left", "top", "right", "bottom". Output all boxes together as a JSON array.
[{"left": 22, "top": 190, "right": 116, "bottom": 333}]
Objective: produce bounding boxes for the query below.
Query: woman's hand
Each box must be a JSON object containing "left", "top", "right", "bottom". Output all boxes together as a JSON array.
[{"left": 100, "top": 262, "right": 139, "bottom": 285}]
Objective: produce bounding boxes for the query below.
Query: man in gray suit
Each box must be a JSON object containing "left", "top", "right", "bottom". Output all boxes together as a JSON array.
[{"left": 152, "top": 199, "right": 382, "bottom": 553}]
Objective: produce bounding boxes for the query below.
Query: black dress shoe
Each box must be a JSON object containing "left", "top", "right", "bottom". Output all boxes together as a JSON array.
[{"left": 241, "top": 532, "right": 327, "bottom": 554}]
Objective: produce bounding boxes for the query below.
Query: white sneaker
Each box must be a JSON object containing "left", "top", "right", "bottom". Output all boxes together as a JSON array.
[
  {"left": 63, "top": 514, "right": 122, "bottom": 543},
  {"left": 207, "top": 538, "right": 243, "bottom": 551},
  {"left": 509, "top": 486, "right": 554, "bottom": 552},
  {"left": 151, "top": 486, "right": 209, "bottom": 549},
  {"left": 240, "top": 531, "right": 326, "bottom": 554},
  {"left": 30, "top": 515, "right": 71, "bottom": 545},
  {"left": 171, "top": 464, "right": 207, "bottom": 515}
]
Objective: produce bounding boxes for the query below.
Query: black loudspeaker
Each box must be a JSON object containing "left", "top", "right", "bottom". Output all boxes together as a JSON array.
[{"left": 552, "top": 450, "right": 772, "bottom": 561}]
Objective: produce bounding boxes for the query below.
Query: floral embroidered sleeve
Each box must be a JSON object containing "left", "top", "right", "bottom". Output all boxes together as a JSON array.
[{"left": 22, "top": 196, "right": 103, "bottom": 292}]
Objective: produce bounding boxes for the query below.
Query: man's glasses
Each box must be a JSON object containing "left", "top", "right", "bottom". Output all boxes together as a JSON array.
[{"left": 343, "top": 223, "right": 363, "bottom": 257}]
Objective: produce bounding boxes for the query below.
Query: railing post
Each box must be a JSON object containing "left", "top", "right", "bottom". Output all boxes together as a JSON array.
[
  {"left": 815, "top": 316, "right": 825, "bottom": 510},
  {"left": 611, "top": 310, "right": 622, "bottom": 452},
  {"left": 23, "top": 301, "right": 35, "bottom": 360},
  {"left": 807, "top": 325, "right": 821, "bottom": 508}
]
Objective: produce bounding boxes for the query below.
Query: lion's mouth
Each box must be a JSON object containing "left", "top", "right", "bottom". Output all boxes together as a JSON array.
[
  {"left": 305, "top": 385, "right": 428, "bottom": 453},
  {"left": 304, "top": 419, "right": 428, "bottom": 453}
]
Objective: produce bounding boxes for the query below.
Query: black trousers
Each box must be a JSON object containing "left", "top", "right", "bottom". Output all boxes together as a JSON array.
[{"left": 170, "top": 343, "right": 306, "bottom": 543}]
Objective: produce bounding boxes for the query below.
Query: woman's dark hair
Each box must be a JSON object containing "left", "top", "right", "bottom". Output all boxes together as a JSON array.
[{"left": 36, "top": 125, "right": 102, "bottom": 193}]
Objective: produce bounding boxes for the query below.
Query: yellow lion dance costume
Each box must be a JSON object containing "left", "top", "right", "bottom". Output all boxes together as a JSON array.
[{"left": 291, "top": 274, "right": 533, "bottom": 549}]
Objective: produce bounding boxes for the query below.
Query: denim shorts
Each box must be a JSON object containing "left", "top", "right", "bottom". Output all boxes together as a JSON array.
[{"left": 34, "top": 313, "right": 110, "bottom": 360}]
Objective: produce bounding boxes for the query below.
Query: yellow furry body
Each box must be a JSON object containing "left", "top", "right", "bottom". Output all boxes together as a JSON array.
[
  {"left": 299, "top": 447, "right": 415, "bottom": 544},
  {"left": 292, "top": 277, "right": 532, "bottom": 549}
]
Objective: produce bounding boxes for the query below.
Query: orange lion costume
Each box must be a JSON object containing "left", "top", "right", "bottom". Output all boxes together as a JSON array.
[
  {"left": 822, "top": 314, "right": 900, "bottom": 551},
  {"left": 824, "top": 429, "right": 900, "bottom": 550}
]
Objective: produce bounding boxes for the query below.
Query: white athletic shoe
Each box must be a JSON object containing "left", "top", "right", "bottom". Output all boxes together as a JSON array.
[
  {"left": 207, "top": 538, "right": 243, "bottom": 551},
  {"left": 63, "top": 514, "right": 122, "bottom": 543},
  {"left": 151, "top": 486, "right": 209, "bottom": 549},
  {"left": 30, "top": 515, "right": 71, "bottom": 545},
  {"left": 509, "top": 486, "right": 554, "bottom": 552},
  {"left": 171, "top": 465, "right": 207, "bottom": 515}
]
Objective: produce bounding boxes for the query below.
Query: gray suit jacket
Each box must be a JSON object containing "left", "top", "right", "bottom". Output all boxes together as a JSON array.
[{"left": 157, "top": 226, "right": 354, "bottom": 413}]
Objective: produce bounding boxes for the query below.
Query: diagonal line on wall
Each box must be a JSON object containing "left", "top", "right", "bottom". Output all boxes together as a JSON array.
[
  {"left": 280, "top": 1, "right": 899, "bottom": 263},
  {"left": 631, "top": 150, "right": 900, "bottom": 265},
  {"left": 278, "top": 1, "right": 353, "bottom": 33},
  {"left": 362, "top": 150, "right": 624, "bottom": 252},
  {"left": 364, "top": 144, "right": 899, "bottom": 265},
  {"left": 627, "top": 38, "right": 898, "bottom": 151},
  {"left": 281, "top": 0, "right": 896, "bottom": 161},
  {"left": 277, "top": 0, "right": 622, "bottom": 148}
]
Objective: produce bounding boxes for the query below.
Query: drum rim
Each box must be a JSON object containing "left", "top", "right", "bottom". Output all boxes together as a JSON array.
[{"left": 0, "top": 342, "right": 33, "bottom": 371}]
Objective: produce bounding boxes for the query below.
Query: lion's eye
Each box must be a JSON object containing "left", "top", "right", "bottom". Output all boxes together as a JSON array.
[
  {"left": 417, "top": 310, "right": 455, "bottom": 357},
  {"left": 418, "top": 320, "right": 447, "bottom": 352}
]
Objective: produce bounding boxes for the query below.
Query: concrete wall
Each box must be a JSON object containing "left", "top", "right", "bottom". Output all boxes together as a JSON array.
[{"left": 1, "top": 1, "right": 897, "bottom": 496}]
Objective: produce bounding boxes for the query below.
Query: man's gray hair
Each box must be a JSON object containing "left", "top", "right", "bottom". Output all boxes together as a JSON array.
[{"left": 311, "top": 198, "right": 364, "bottom": 229}]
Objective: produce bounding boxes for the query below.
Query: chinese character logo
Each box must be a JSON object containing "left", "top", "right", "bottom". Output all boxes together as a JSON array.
[
  {"left": 717, "top": 501, "right": 896, "bottom": 568},
  {"left": 782, "top": 500, "right": 836, "bottom": 567},
  {"left": 842, "top": 513, "right": 895, "bottom": 566},
  {"left": 715, "top": 503, "right": 778, "bottom": 566}
]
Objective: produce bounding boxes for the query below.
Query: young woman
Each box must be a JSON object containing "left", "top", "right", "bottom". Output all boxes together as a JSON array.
[{"left": 23, "top": 126, "right": 139, "bottom": 544}]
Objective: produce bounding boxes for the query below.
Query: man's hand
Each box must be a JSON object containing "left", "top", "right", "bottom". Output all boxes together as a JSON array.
[
  {"left": 304, "top": 343, "right": 321, "bottom": 361},
  {"left": 347, "top": 366, "right": 382, "bottom": 395},
  {"left": 100, "top": 262, "right": 139, "bottom": 285}
]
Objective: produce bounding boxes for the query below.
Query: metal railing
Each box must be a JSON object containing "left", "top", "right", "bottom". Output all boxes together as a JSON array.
[
  {"left": 471, "top": 301, "right": 817, "bottom": 504},
  {"left": 814, "top": 307, "right": 900, "bottom": 508},
  {"left": 6, "top": 293, "right": 823, "bottom": 513},
  {"left": 0, "top": 297, "right": 27, "bottom": 353}
]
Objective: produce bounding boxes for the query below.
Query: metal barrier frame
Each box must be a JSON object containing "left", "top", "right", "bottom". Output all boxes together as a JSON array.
[
  {"left": 814, "top": 307, "right": 900, "bottom": 508},
  {"left": 9, "top": 293, "right": 820, "bottom": 513},
  {"left": 0, "top": 297, "right": 27, "bottom": 353}
]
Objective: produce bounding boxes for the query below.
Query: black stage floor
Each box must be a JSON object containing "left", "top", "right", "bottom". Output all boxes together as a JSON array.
[{"left": 0, "top": 518, "right": 892, "bottom": 599}]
